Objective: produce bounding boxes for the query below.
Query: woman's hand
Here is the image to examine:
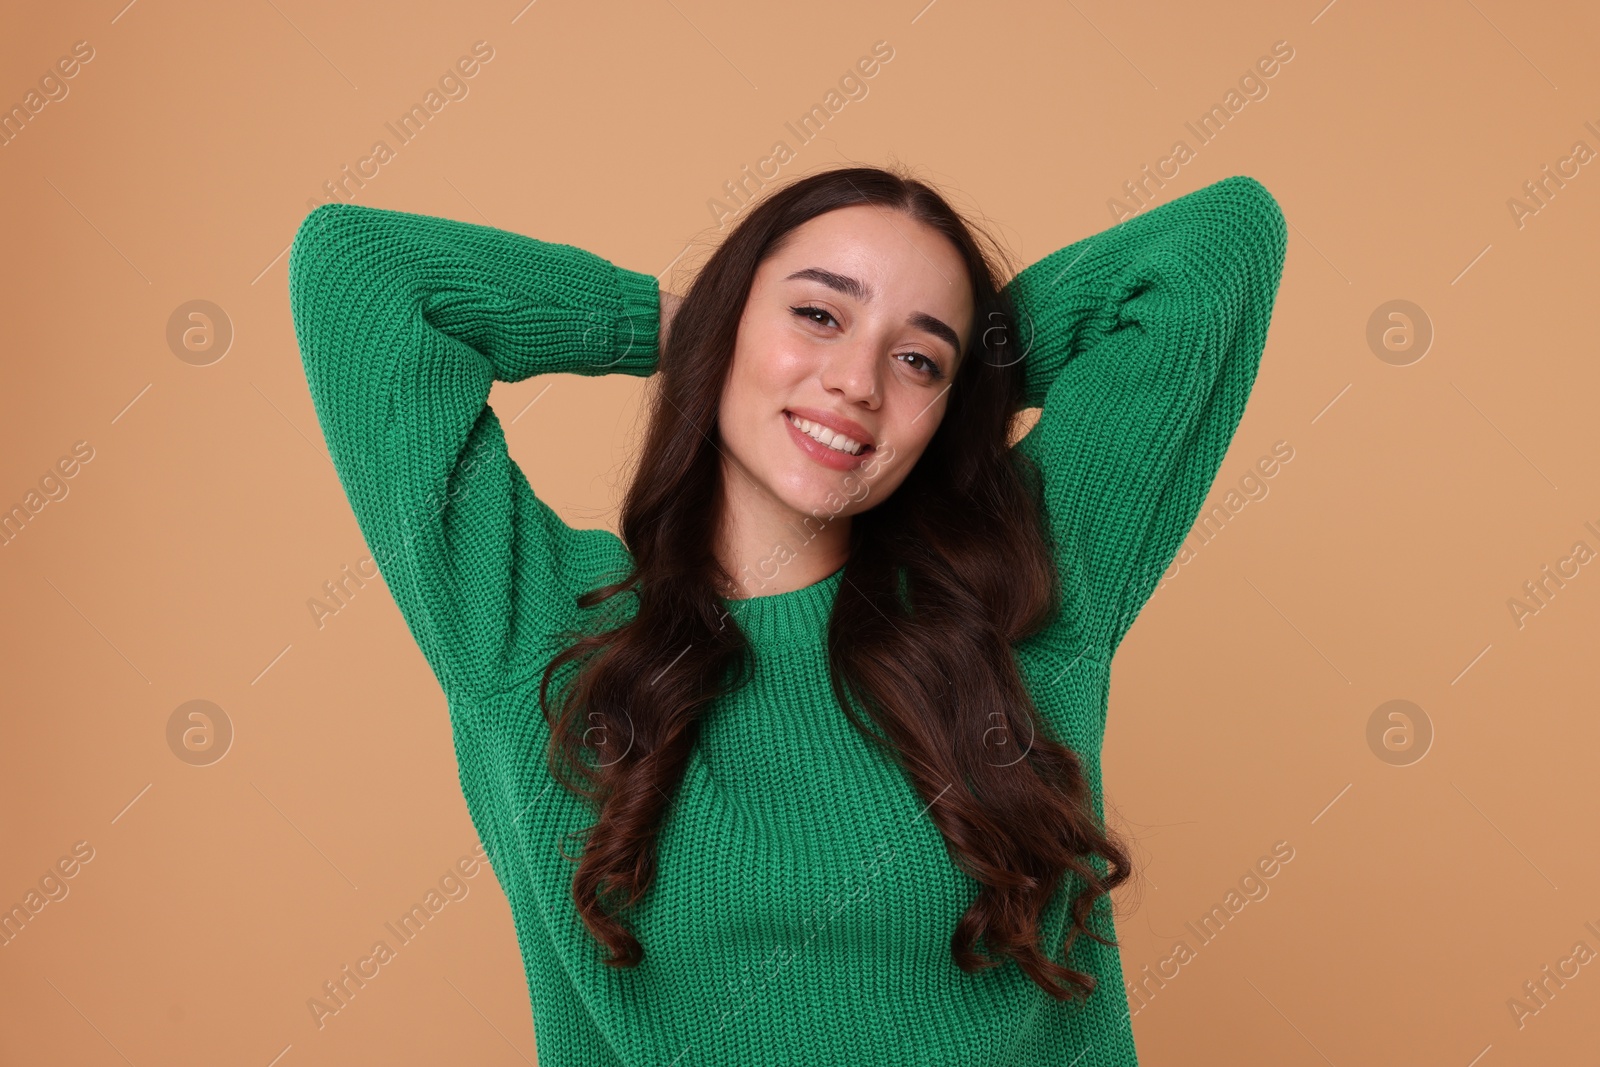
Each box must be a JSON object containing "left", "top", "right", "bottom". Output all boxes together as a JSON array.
[{"left": 659, "top": 287, "right": 683, "bottom": 353}]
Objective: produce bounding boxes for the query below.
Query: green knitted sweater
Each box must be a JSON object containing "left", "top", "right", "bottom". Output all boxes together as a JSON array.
[{"left": 287, "top": 175, "right": 1286, "bottom": 1066}]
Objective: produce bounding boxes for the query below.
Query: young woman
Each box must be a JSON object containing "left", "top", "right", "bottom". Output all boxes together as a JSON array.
[{"left": 288, "top": 165, "right": 1286, "bottom": 1066}]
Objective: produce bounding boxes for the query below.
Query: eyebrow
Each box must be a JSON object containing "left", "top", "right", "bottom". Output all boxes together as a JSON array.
[{"left": 784, "top": 267, "right": 963, "bottom": 359}]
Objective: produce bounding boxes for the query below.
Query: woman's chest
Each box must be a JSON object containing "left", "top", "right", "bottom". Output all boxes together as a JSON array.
[{"left": 630, "top": 650, "right": 978, "bottom": 965}]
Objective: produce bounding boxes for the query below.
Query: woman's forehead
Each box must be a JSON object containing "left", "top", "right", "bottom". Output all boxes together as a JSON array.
[{"left": 763, "top": 207, "right": 972, "bottom": 318}]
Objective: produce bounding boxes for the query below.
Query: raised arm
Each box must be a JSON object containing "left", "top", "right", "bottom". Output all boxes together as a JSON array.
[
  {"left": 1004, "top": 175, "right": 1288, "bottom": 655},
  {"left": 287, "top": 202, "right": 662, "bottom": 708}
]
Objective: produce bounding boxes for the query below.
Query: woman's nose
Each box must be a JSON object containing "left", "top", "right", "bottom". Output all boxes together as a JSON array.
[{"left": 821, "top": 340, "right": 883, "bottom": 407}]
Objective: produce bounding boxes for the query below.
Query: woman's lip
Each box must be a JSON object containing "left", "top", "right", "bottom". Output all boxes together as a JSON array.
[
  {"left": 783, "top": 410, "right": 873, "bottom": 470},
  {"left": 784, "top": 410, "right": 875, "bottom": 453},
  {"left": 784, "top": 407, "right": 876, "bottom": 450}
]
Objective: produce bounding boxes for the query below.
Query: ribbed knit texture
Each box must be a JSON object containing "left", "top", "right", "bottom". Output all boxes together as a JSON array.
[{"left": 287, "top": 175, "right": 1287, "bottom": 1066}]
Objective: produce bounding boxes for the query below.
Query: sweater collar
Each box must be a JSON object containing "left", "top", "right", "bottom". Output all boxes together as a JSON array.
[{"left": 717, "top": 563, "right": 845, "bottom": 640}]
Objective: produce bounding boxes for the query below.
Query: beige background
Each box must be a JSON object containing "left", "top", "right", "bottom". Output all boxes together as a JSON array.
[{"left": 3, "top": 0, "right": 1598, "bottom": 1063}]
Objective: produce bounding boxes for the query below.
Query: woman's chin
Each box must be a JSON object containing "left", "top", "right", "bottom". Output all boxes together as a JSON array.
[{"left": 771, "top": 477, "right": 854, "bottom": 523}]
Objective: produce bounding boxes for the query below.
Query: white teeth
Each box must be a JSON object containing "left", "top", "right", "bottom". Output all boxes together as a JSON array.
[{"left": 788, "top": 413, "right": 866, "bottom": 455}]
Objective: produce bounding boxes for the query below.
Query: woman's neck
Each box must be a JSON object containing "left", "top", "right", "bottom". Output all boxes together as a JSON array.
[{"left": 715, "top": 476, "right": 852, "bottom": 600}]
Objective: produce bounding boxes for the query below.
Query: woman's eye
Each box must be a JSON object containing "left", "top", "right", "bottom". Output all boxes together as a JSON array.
[
  {"left": 898, "top": 351, "right": 943, "bottom": 379},
  {"left": 790, "top": 305, "right": 944, "bottom": 381},
  {"left": 790, "top": 305, "right": 837, "bottom": 328}
]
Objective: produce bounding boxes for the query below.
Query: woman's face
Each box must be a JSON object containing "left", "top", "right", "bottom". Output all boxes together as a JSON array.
[{"left": 716, "top": 203, "right": 975, "bottom": 530}]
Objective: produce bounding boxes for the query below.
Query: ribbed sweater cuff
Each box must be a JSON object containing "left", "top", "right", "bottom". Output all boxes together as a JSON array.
[{"left": 610, "top": 263, "right": 663, "bottom": 376}]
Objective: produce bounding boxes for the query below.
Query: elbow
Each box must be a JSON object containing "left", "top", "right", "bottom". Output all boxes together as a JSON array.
[
  {"left": 1217, "top": 176, "right": 1287, "bottom": 283},
  {"left": 1180, "top": 177, "right": 1286, "bottom": 304},
  {"left": 287, "top": 203, "right": 386, "bottom": 319},
  {"left": 287, "top": 204, "right": 373, "bottom": 382},
  {"left": 289, "top": 203, "right": 356, "bottom": 280},
  {"left": 288, "top": 204, "right": 337, "bottom": 304}
]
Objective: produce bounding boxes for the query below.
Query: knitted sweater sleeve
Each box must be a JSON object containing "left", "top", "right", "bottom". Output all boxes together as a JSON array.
[
  {"left": 1003, "top": 175, "right": 1287, "bottom": 655},
  {"left": 286, "top": 203, "right": 661, "bottom": 707}
]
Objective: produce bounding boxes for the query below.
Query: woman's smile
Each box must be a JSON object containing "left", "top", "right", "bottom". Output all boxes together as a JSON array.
[{"left": 783, "top": 409, "right": 876, "bottom": 470}]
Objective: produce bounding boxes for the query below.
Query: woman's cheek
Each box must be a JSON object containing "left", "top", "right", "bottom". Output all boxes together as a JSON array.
[{"left": 860, "top": 440, "right": 899, "bottom": 481}]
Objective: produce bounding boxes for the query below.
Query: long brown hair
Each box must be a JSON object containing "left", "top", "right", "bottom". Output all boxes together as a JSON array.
[{"left": 538, "top": 163, "right": 1132, "bottom": 1002}]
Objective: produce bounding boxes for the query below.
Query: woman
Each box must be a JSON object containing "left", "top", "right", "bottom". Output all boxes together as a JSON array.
[{"left": 288, "top": 164, "right": 1286, "bottom": 1066}]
